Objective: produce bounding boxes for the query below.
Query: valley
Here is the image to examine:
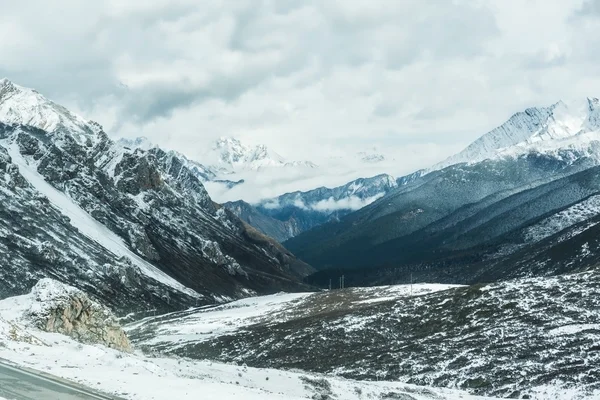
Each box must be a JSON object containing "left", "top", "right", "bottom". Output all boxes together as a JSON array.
[{"left": 1, "top": 79, "right": 600, "bottom": 400}]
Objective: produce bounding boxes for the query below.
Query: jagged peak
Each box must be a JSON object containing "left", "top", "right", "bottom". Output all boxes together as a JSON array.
[
  {"left": 0, "top": 79, "right": 99, "bottom": 145},
  {"left": 117, "top": 136, "right": 155, "bottom": 150}
]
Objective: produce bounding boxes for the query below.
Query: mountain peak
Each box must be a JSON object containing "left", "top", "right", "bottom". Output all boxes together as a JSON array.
[
  {"left": 0, "top": 80, "right": 98, "bottom": 144},
  {"left": 215, "top": 136, "right": 242, "bottom": 147},
  {"left": 207, "top": 137, "right": 293, "bottom": 173},
  {"left": 432, "top": 98, "right": 600, "bottom": 171}
]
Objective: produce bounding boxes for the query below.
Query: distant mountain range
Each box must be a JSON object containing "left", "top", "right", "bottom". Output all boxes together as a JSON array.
[
  {"left": 286, "top": 98, "right": 600, "bottom": 287},
  {"left": 119, "top": 135, "right": 317, "bottom": 179},
  {"left": 11, "top": 74, "right": 600, "bottom": 300},
  {"left": 224, "top": 174, "right": 398, "bottom": 242},
  {"left": 207, "top": 137, "right": 318, "bottom": 174},
  {"left": 115, "top": 138, "right": 402, "bottom": 242}
]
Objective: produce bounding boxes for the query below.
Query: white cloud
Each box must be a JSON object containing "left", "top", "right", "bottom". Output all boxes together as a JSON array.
[
  {"left": 1, "top": 0, "right": 600, "bottom": 182},
  {"left": 310, "top": 193, "right": 385, "bottom": 212}
]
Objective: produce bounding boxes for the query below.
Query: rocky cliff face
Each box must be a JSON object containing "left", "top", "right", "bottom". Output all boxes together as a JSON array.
[{"left": 0, "top": 80, "right": 313, "bottom": 317}]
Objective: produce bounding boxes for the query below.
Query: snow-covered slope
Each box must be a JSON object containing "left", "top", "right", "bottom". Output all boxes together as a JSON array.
[
  {"left": 127, "top": 283, "right": 458, "bottom": 350},
  {"left": 131, "top": 271, "right": 600, "bottom": 399},
  {"left": 433, "top": 98, "right": 600, "bottom": 170},
  {"left": 117, "top": 136, "right": 218, "bottom": 182},
  {"left": 0, "top": 80, "right": 312, "bottom": 316},
  {"left": 0, "top": 78, "right": 102, "bottom": 144},
  {"left": 0, "top": 306, "right": 494, "bottom": 400},
  {"left": 4, "top": 139, "right": 198, "bottom": 297}
]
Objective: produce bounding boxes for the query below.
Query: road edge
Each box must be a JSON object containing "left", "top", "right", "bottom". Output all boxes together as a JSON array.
[{"left": 0, "top": 358, "right": 125, "bottom": 400}]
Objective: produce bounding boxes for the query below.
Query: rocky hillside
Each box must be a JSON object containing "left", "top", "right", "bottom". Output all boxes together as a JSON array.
[
  {"left": 129, "top": 269, "right": 600, "bottom": 399},
  {"left": 0, "top": 79, "right": 312, "bottom": 316}
]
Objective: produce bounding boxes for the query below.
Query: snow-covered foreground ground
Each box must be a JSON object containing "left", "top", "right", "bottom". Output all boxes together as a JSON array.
[
  {"left": 0, "top": 316, "right": 495, "bottom": 400},
  {"left": 126, "top": 283, "right": 461, "bottom": 349},
  {"left": 0, "top": 282, "right": 494, "bottom": 400}
]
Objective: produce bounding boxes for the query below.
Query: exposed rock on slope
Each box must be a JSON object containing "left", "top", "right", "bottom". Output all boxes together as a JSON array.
[{"left": 0, "top": 279, "right": 131, "bottom": 352}]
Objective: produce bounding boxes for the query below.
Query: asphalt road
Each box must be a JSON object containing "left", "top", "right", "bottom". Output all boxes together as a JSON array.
[{"left": 0, "top": 361, "right": 121, "bottom": 400}]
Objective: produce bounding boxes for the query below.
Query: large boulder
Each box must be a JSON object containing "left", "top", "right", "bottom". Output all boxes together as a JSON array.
[{"left": 1, "top": 279, "right": 132, "bottom": 352}]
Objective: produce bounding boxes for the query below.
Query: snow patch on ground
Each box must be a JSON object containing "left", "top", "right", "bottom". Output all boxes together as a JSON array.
[
  {"left": 0, "top": 301, "right": 497, "bottom": 400},
  {"left": 548, "top": 324, "right": 600, "bottom": 336},
  {"left": 127, "top": 284, "right": 463, "bottom": 350},
  {"left": 351, "top": 283, "right": 462, "bottom": 305},
  {"left": 126, "top": 292, "right": 312, "bottom": 347}
]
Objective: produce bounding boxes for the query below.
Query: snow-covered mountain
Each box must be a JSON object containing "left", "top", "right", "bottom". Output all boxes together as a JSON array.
[
  {"left": 117, "top": 136, "right": 218, "bottom": 182},
  {"left": 0, "top": 79, "right": 312, "bottom": 316},
  {"left": 225, "top": 174, "right": 398, "bottom": 241},
  {"left": 0, "top": 78, "right": 103, "bottom": 143},
  {"left": 119, "top": 135, "right": 318, "bottom": 185},
  {"left": 206, "top": 137, "right": 317, "bottom": 174},
  {"left": 117, "top": 136, "right": 156, "bottom": 152},
  {"left": 287, "top": 98, "right": 600, "bottom": 279},
  {"left": 433, "top": 98, "right": 600, "bottom": 170}
]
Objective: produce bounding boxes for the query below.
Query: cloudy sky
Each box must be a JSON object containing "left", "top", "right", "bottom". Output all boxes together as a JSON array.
[{"left": 1, "top": 0, "right": 600, "bottom": 198}]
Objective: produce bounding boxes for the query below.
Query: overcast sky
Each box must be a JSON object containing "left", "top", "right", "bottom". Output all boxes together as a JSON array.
[{"left": 1, "top": 0, "right": 600, "bottom": 181}]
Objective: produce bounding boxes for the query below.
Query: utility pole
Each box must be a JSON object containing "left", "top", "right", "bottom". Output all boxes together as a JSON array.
[
  {"left": 342, "top": 275, "right": 345, "bottom": 289},
  {"left": 329, "top": 279, "right": 332, "bottom": 290},
  {"left": 410, "top": 272, "right": 413, "bottom": 296}
]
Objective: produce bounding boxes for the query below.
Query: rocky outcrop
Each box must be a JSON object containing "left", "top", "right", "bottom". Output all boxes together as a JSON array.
[{"left": 25, "top": 279, "right": 132, "bottom": 352}]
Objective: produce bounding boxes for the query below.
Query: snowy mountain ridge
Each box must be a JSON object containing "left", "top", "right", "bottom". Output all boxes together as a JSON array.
[
  {"left": 207, "top": 136, "right": 318, "bottom": 174},
  {"left": 433, "top": 98, "right": 600, "bottom": 170},
  {"left": 119, "top": 135, "right": 318, "bottom": 178},
  {"left": 225, "top": 173, "right": 399, "bottom": 242},
  {"left": 117, "top": 136, "right": 218, "bottom": 182},
  {"left": 0, "top": 78, "right": 102, "bottom": 144}
]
